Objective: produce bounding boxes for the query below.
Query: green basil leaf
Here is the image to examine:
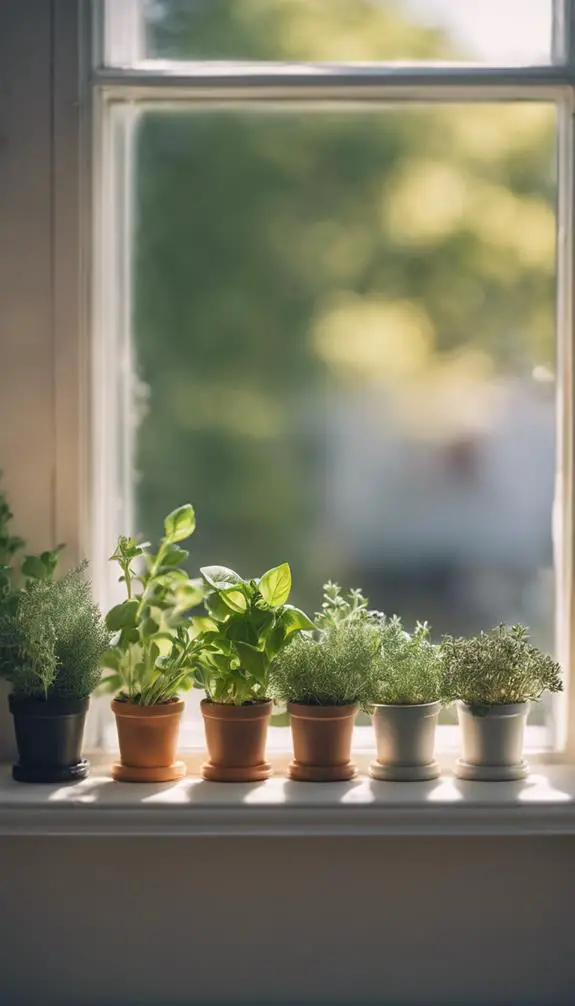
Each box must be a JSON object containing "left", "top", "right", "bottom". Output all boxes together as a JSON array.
[
  {"left": 281, "top": 605, "right": 316, "bottom": 635},
  {"left": 163, "top": 504, "right": 196, "bottom": 543},
  {"left": 141, "top": 616, "right": 159, "bottom": 639},
  {"left": 175, "top": 580, "right": 204, "bottom": 611},
  {"left": 225, "top": 617, "right": 258, "bottom": 646},
  {"left": 235, "top": 641, "right": 267, "bottom": 683},
  {"left": 219, "top": 587, "right": 248, "bottom": 614},
  {"left": 264, "top": 623, "right": 286, "bottom": 658},
  {"left": 160, "top": 545, "right": 189, "bottom": 567},
  {"left": 259, "top": 562, "right": 291, "bottom": 608},
  {"left": 201, "top": 565, "right": 243, "bottom": 590},
  {"left": 106, "top": 599, "right": 139, "bottom": 631},
  {"left": 190, "top": 615, "right": 218, "bottom": 637},
  {"left": 206, "top": 591, "right": 233, "bottom": 621},
  {"left": 21, "top": 555, "right": 49, "bottom": 581}
]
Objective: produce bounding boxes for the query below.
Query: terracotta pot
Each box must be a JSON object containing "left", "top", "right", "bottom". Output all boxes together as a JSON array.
[
  {"left": 288, "top": 702, "right": 358, "bottom": 782},
  {"left": 455, "top": 701, "right": 530, "bottom": 781},
  {"left": 9, "top": 695, "right": 90, "bottom": 783},
  {"left": 369, "top": 702, "right": 441, "bottom": 781},
  {"left": 201, "top": 699, "right": 272, "bottom": 782},
  {"left": 111, "top": 698, "right": 186, "bottom": 782}
]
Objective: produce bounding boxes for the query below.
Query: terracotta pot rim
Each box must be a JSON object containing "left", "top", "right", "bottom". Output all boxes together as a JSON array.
[
  {"left": 288, "top": 701, "right": 358, "bottom": 720},
  {"left": 112, "top": 698, "right": 185, "bottom": 718},
  {"left": 201, "top": 699, "right": 272, "bottom": 720}
]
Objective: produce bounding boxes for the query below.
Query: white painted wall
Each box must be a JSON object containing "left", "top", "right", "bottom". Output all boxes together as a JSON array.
[{"left": 0, "top": 7, "right": 573, "bottom": 1005}]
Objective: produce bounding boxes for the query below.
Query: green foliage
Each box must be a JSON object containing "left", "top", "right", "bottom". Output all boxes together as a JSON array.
[
  {"left": 315, "top": 581, "right": 376, "bottom": 630},
  {"left": 269, "top": 582, "right": 381, "bottom": 709},
  {"left": 0, "top": 471, "right": 65, "bottom": 607},
  {"left": 192, "top": 562, "right": 314, "bottom": 704},
  {"left": 0, "top": 563, "right": 110, "bottom": 700},
  {"left": 0, "top": 474, "right": 25, "bottom": 606},
  {"left": 373, "top": 617, "right": 445, "bottom": 705},
  {"left": 102, "top": 504, "right": 206, "bottom": 705},
  {"left": 150, "top": 0, "right": 455, "bottom": 62},
  {"left": 133, "top": 2, "right": 555, "bottom": 615},
  {"left": 440, "top": 623, "right": 563, "bottom": 709}
]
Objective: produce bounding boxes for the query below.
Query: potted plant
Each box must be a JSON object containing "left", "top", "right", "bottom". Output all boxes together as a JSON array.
[
  {"left": 441, "top": 623, "right": 563, "bottom": 780},
  {"left": 269, "top": 583, "right": 381, "bottom": 782},
  {"left": 0, "top": 562, "right": 110, "bottom": 782},
  {"left": 193, "top": 562, "right": 314, "bottom": 781},
  {"left": 102, "top": 504, "right": 205, "bottom": 782},
  {"left": 369, "top": 617, "right": 444, "bottom": 781},
  {"left": 0, "top": 475, "right": 108, "bottom": 782}
]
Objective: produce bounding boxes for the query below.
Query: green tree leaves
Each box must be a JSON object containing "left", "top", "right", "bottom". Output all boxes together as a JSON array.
[{"left": 133, "top": 3, "right": 556, "bottom": 630}]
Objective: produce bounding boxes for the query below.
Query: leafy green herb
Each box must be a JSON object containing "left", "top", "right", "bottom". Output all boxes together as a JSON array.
[
  {"left": 315, "top": 581, "right": 376, "bottom": 630},
  {"left": 0, "top": 562, "right": 110, "bottom": 700},
  {"left": 269, "top": 582, "right": 382, "bottom": 710},
  {"left": 101, "top": 504, "right": 205, "bottom": 705},
  {"left": 373, "top": 617, "right": 445, "bottom": 705},
  {"left": 192, "top": 562, "right": 314, "bottom": 705},
  {"left": 0, "top": 471, "right": 65, "bottom": 609},
  {"left": 440, "top": 623, "right": 563, "bottom": 710}
]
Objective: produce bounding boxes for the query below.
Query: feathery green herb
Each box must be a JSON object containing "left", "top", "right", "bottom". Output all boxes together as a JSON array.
[
  {"left": 269, "top": 582, "right": 381, "bottom": 710},
  {"left": 440, "top": 623, "right": 562, "bottom": 709},
  {"left": 0, "top": 563, "right": 110, "bottom": 700},
  {"left": 373, "top": 617, "right": 444, "bottom": 705}
]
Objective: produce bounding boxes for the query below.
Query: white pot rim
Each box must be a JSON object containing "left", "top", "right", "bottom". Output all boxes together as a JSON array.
[
  {"left": 457, "top": 700, "right": 530, "bottom": 716},
  {"left": 372, "top": 700, "right": 441, "bottom": 710}
]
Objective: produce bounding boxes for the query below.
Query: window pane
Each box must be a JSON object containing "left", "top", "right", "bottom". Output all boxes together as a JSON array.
[
  {"left": 124, "top": 103, "right": 557, "bottom": 739},
  {"left": 137, "top": 0, "right": 553, "bottom": 65}
]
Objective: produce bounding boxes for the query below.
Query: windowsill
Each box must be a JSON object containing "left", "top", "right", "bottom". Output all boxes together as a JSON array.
[{"left": 1, "top": 764, "right": 575, "bottom": 837}]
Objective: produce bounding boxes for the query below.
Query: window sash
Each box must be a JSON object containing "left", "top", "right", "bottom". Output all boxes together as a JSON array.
[{"left": 86, "top": 0, "right": 575, "bottom": 758}]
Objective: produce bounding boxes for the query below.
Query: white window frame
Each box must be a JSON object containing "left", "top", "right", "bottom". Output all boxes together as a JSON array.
[{"left": 79, "top": 0, "right": 575, "bottom": 763}]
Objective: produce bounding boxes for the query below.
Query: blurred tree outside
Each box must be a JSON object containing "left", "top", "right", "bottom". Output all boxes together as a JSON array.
[{"left": 132, "top": 0, "right": 556, "bottom": 649}]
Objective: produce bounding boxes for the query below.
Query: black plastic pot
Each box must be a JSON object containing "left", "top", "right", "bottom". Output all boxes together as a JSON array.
[{"left": 9, "top": 695, "right": 90, "bottom": 783}]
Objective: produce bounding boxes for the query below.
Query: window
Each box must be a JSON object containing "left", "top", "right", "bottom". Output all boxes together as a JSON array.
[{"left": 91, "top": 0, "right": 575, "bottom": 759}]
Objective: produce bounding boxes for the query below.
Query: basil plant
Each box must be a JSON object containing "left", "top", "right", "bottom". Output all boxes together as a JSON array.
[{"left": 192, "top": 562, "right": 315, "bottom": 705}]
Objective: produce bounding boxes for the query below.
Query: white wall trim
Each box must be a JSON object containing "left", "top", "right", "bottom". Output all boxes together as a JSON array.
[{"left": 2, "top": 765, "right": 575, "bottom": 836}]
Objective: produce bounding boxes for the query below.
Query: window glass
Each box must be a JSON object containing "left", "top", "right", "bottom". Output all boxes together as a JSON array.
[
  {"left": 138, "top": 0, "right": 553, "bottom": 66},
  {"left": 127, "top": 103, "right": 557, "bottom": 736}
]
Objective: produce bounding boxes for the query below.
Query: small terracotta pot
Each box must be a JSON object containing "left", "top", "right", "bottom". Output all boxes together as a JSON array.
[
  {"left": 112, "top": 698, "right": 186, "bottom": 783},
  {"left": 201, "top": 699, "right": 272, "bottom": 782},
  {"left": 288, "top": 702, "right": 358, "bottom": 782}
]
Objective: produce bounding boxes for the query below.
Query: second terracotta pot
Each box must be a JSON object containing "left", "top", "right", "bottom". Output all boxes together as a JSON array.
[
  {"left": 112, "top": 698, "right": 186, "bottom": 783},
  {"left": 201, "top": 699, "right": 273, "bottom": 782},
  {"left": 288, "top": 702, "right": 358, "bottom": 782}
]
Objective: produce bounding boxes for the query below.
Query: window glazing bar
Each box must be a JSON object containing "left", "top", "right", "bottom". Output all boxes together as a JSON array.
[
  {"left": 94, "top": 62, "right": 572, "bottom": 103},
  {"left": 555, "top": 0, "right": 575, "bottom": 755}
]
